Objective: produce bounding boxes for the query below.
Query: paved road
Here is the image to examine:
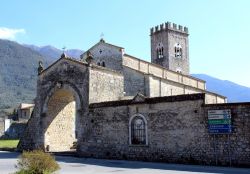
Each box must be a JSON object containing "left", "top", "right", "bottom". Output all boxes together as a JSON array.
[{"left": 1, "top": 151, "right": 250, "bottom": 174}]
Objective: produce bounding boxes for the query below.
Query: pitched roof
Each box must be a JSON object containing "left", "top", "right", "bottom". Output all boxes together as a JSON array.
[
  {"left": 39, "top": 54, "right": 88, "bottom": 75},
  {"left": 19, "top": 103, "right": 35, "bottom": 109},
  {"left": 81, "top": 39, "right": 124, "bottom": 57},
  {"left": 132, "top": 93, "right": 146, "bottom": 103}
]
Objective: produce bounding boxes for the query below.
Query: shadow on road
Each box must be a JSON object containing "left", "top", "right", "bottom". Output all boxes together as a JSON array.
[
  {"left": 0, "top": 151, "right": 20, "bottom": 159},
  {"left": 1, "top": 151, "right": 249, "bottom": 174},
  {"left": 55, "top": 155, "right": 250, "bottom": 174}
]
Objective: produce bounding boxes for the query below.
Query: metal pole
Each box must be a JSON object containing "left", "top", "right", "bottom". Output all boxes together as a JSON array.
[
  {"left": 228, "top": 134, "right": 231, "bottom": 166},
  {"left": 213, "top": 134, "right": 218, "bottom": 165}
]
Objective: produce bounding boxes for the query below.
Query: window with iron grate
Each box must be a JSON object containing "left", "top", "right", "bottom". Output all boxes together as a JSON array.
[{"left": 130, "top": 115, "right": 147, "bottom": 145}]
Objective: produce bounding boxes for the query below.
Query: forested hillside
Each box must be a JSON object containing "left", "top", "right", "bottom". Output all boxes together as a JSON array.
[{"left": 0, "top": 39, "right": 49, "bottom": 116}]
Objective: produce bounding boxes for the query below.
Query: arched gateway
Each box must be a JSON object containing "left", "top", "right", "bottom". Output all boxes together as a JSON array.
[
  {"left": 42, "top": 83, "right": 81, "bottom": 152},
  {"left": 17, "top": 56, "right": 90, "bottom": 152}
]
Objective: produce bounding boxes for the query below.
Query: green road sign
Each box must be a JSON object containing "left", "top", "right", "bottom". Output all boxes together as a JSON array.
[{"left": 208, "top": 119, "right": 231, "bottom": 125}]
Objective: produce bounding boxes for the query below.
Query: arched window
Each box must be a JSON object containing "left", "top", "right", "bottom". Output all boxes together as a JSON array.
[
  {"left": 156, "top": 43, "right": 164, "bottom": 59},
  {"left": 129, "top": 114, "right": 148, "bottom": 145},
  {"left": 102, "top": 62, "right": 106, "bottom": 67},
  {"left": 97, "top": 62, "right": 100, "bottom": 66},
  {"left": 157, "top": 47, "right": 164, "bottom": 58},
  {"left": 174, "top": 43, "right": 182, "bottom": 58}
]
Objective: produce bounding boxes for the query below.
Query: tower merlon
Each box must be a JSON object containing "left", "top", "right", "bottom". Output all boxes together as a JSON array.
[
  {"left": 165, "top": 22, "right": 171, "bottom": 29},
  {"left": 184, "top": 26, "right": 188, "bottom": 33},
  {"left": 150, "top": 21, "right": 188, "bottom": 35},
  {"left": 150, "top": 27, "right": 154, "bottom": 35},
  {"left": 155, "top": 25, "right": 159, "bottom": 32},
  {"left": 160, "top": 24, "right": 164, "bottom": 30}
]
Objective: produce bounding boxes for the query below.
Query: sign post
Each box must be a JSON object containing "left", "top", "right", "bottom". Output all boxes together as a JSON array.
[{"left": 208, "top": 109, "right": 232, "bottom": 134}]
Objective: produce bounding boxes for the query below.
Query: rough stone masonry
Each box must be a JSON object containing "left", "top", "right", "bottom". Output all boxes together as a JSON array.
[{"left": 18, "top": 22, "right": 250, "bottom": 167}]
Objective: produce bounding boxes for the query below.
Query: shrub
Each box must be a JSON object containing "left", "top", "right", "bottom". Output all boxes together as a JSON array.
[{"left": 15, "top": 150, "right": 60, "bottom": 174}]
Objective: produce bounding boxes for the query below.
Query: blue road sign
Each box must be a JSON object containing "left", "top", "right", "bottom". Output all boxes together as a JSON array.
[
  {"left": 209, "top": 124, "right": 231, "bottom": 129},
  {"left": 209, "top": 129, "right": 232, "bottom": 134}
]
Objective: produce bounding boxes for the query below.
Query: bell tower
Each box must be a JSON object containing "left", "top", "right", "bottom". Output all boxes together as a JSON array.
[{"left": 150, "top": 22, "right": 190, "bottom": 75}]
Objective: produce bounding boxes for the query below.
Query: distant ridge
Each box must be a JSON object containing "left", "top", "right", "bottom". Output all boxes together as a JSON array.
[
  {"left": 23, "top": 44, "right": 84, "bottom": 61},
  {"left": 192, "top": 74, "right": 250, "bottom": 102}
]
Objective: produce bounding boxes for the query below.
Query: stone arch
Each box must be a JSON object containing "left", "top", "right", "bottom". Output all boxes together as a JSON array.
[
  {"left": 42, "top": 82, "right": 82, "bottom": 152},
  {"left": 42, "top": 82, "right": 82, "bottom": 113}
]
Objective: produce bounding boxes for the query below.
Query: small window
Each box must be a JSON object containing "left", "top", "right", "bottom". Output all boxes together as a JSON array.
[
  {"left": 157, "top": 47, "right": 164, "bottom": 59},
  {"left": 102, "top": 62, "right": 105, "bottom": 67},
  {"left": 156, "top": 43, "right": 164, "bottom": 59},
  {"left": 97, "top": 62, "right": 100, "bottom": 66},
  {"left": 174, "top": 43, "right": 182, "bottom": 58},
  {"left": 129, "top": 114, "right": 148, "bottom": 145}
]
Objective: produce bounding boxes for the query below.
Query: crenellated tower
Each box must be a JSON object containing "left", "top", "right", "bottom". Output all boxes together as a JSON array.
[{"left": 150, "top": 22, "right": 189, "bottom": 75}]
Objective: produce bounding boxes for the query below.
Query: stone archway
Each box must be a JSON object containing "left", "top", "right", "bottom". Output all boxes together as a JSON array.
[{"left": 43, "top": 84, "right": 81, "bottom": 152}]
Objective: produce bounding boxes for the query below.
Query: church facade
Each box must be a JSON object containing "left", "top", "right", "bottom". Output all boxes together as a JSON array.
[{"left": 19, "top": 22, "right": 250, "bottom": 166}]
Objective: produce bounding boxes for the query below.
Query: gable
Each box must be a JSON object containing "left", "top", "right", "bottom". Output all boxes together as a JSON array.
[
  {"left": 132, "top": 93, "right": 146, "bottom": 103},
  {"left": 39, "top": 57, "right": 88, "bottom": 79},
  {"left": 81, "top": 40, "right": 124, "bottom": 60}
]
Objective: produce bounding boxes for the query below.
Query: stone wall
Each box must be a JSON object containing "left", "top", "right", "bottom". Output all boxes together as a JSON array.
[
  {"left": 148, "top": 74, "right": 225, "bottom": 103},
  {"left": 79, "top": 94, "right": 206, "bottom": 162},
  {"left": 81, "top": 41, "right": 123, "bottom": 72},
  {"left": 123, "top": 67, "right": 148, "bottom": 96},
  {"left": 89, "top": 66, "right": 124, "bottom": 103},
  {"left": 44, "top": 89, "right": 76, "bottom": 152},
  {"left": 0, "top": 117, "right": 4, "bottom": 137},
  {"left": 79, "top": 94, "right": 207, "bottom": 163},
  {"left": 123, "top": 66, "right": 225, "bottom": 104},
  {"left": 204, "top": 103, "right": 250, "bottom": 166},
  {"left": 78, "top": 94, "right": 250, "bottom": 166},
  {"left": 205, "top": 93, "right": 226, "bottom": 104},
  {"left": 123, "top": 55, "right": 205, "bottom": 90}
]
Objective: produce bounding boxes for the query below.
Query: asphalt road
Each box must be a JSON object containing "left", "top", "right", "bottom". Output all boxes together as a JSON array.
[{"left": 1, "top": 151, "right": 250, "bottom": 174}]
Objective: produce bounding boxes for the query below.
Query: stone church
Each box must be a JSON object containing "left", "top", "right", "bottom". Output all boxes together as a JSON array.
[{"left": 19, "top": 22, "right": 250, "bottom": 166}]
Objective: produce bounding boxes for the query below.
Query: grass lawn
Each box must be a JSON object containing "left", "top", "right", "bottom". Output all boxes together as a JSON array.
[{"left": 0, "top": 139, "right": 19, "bottom": 148}]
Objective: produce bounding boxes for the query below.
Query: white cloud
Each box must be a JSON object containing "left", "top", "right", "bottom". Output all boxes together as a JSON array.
[{"left": 0, "top": 27, "right": 26, "bottom": 40}]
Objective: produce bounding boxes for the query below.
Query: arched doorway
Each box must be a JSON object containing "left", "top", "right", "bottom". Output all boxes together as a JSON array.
[{"left": 44, "top": 87, "right": 79, "bottom": 152}]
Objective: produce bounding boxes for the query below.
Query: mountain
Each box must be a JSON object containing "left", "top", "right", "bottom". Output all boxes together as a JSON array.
[
  {"left": 192, "top": 74, "right": 250, "bottom": 102},
  {"left": 0, "top": 39, "right": 51, "bottom": 116},
  {"left": 23, "top": 44, "right": 84, "bottom": 61}
]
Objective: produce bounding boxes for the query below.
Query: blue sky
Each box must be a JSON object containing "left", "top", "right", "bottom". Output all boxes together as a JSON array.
[{"left": 1, "top": 0, "right": 250, "bottom": 87}]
